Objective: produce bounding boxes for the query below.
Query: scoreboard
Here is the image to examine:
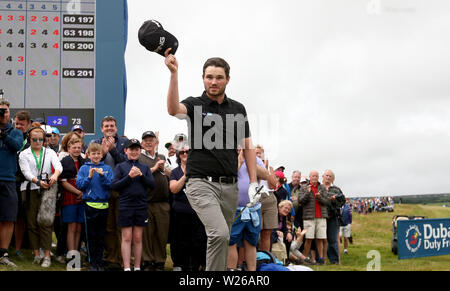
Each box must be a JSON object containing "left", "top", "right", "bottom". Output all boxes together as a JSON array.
[{"left": 0, "top": 0, "right": 128, "bottom": 138}]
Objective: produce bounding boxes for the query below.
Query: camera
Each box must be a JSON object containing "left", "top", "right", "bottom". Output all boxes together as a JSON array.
[{"left": 38, "top": 173, "right": 50, "bottom": 184}]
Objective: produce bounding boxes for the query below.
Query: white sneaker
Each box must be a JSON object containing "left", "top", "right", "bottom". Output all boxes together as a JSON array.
[
  {"left": 173, "top": 266, "right": 182, "bottom": 271},
  {"left": 33, "top": 256, "right": 42, "bottom": 264},
  {"left": 0, "top": 254, "right": 18, "bottom": 268},
  {"left": 41, "top": 257, "right": 51, "bottom": 268}
]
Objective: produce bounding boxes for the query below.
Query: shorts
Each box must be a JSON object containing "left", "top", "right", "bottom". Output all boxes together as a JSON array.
[
  {"left": 0, "top": 181, "right": 18, "bottom": 222},
  {"left": 260, "top": 193, "right": 278, "bottom": 230},
  {"left": 304, "top": 218, "right": 327, "bottom": 239},
  {"left": 118, "top": 207, "right": 148, "bottom": 227},
  {"left": 229, "top": 209, "right": 261, "bottom": 247},
  {"left": 62, "top": 204, "right": 85, "bottom": 223},
  {"left": 340, "top": 224, "right": 351, "bottom": 238}
]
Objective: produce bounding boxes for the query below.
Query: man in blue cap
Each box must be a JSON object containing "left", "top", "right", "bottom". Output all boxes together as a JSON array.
[{"left": 49, "top": 127, "right": 61, "bottom": 153}]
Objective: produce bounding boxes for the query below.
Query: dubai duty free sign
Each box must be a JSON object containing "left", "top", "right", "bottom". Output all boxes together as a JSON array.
[{"left": 397, "top": 217, "right": 450, "bottom": 260}]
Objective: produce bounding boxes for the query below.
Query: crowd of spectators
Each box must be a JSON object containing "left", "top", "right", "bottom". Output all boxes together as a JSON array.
[
  {"left": 1, "top": 101, "right": 355, "bottom": 271},
  {"left": 350, "top": 197, "right": 394, "bottom": 215}
]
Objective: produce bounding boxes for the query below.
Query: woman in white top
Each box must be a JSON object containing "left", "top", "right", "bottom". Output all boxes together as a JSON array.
[{"left": 19, "top": 124, "right": 62, "bottom": 268}]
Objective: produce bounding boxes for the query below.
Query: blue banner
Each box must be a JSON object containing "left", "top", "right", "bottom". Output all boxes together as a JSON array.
[
  {"left": 398, "top": 218, "right": 450, "bottom": 259},
  {"left": 48, "top": 116, "right": 68, "bottom": 127}
]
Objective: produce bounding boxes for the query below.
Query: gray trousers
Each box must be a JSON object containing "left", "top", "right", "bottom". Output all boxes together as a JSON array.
[{"left": 185, "top": 178, "right": 238, "bottom": 271}]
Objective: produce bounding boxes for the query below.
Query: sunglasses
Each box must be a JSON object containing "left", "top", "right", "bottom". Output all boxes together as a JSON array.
[
  {"left": 179, "top": 150, "right": 189, "bottom": 155},
  {"left": 32, "top": 138, "right": 44, "bottom": 142}
]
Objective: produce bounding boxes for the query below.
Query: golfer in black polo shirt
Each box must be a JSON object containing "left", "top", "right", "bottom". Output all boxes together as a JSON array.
[{"left": 164, "top": 48, "right": 259, "bottom": 271}]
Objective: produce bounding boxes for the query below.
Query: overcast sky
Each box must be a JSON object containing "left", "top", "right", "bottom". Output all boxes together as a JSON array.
[{"left": 123, "top": 0, "right": 450, "bottom": 197}]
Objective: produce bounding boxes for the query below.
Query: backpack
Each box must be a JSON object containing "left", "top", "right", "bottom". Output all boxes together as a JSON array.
[
  {"left": 256, "top": 250, "right": 283, "bottom": 266},
  {"left": 241, "top": 250, "right": 290, "bottom": 271},
  {"left": 256, "top": 251, "right": 290, "bottom": 271},
  {"left": 341, "top": 204, "right": 351, "bottom": 226}
]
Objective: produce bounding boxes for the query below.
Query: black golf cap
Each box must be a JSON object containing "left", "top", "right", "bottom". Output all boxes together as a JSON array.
[
  {"left": 125, "top": 139, "right": 142, "bottom": 149},
  {"left": 138, "top": 20, "right": 179, "bottom": 56}
]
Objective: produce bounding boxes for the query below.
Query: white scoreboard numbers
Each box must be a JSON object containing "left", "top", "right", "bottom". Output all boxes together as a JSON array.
[{"left": 0, "top": 0, "right": 117, "bottom": 135}]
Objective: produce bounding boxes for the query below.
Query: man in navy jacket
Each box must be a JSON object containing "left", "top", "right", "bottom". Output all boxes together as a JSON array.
[{"left": 0, "top": 100, "right": 24, "bottom": 267}]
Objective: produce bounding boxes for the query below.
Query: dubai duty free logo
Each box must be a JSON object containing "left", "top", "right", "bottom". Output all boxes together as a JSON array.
[{"left": 405, "top": 225, "right": 422, "bottom": 253}]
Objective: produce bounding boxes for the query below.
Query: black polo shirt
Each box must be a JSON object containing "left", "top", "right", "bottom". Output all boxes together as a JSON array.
[{"left": 181, "top": 91, "right": 251, "bottom": 178}]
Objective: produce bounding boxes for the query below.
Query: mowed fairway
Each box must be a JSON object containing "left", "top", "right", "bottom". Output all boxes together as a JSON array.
[{"left": 1, "top": 204, "right": 449, "bottom": 271}]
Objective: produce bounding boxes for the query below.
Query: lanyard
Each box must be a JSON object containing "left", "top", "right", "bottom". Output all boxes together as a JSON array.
[
  {"left": 32, "top": 148, "right": 44, "bottom": 173},
  {"left": 20, "top": 139, "right": 27, "bottom": 151}
]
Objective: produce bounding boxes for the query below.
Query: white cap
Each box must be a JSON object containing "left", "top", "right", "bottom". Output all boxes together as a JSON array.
[{"left": 40, "top": 125, "right": 53, "bottom": 135}]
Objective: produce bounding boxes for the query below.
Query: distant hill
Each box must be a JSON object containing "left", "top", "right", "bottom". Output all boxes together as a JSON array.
[{"left": 393, "top": 193, "right": 450, "bottom": 204}]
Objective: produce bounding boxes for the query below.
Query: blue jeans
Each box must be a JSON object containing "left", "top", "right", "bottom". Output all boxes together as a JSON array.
[{"left": 326, "top": 216, "right": 339, "bottom": 263}]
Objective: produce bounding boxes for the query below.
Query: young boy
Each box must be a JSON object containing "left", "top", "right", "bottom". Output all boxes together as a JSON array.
[
  {"left": 76, "top": 143, "right": 114, "bottom": 271},
  {"left": 60, "top": 139, "right": 86, "bottom": 260},
  {"left": 112, "top": 139, "right": 155, "bottom": 271}
]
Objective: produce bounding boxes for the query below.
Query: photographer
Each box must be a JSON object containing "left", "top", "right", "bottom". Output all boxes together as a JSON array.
[
  {"left": 18, "top": 124, "right": 62, "bottom": 268},
  {"left": 322, "top": 170, "right": 345, "bottom": 265},
  {"left": 0, "top": 100, "right": 24, "bottom": 267}
]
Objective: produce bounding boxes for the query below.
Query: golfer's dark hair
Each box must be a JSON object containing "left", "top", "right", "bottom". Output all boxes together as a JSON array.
[{"left": 203, "top": 58, "right": 230, "bottom": 78}]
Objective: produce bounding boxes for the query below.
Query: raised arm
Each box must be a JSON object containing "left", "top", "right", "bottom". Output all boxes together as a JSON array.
[{"left": 165, "top": 48, "right": 187, "bottom": 117}]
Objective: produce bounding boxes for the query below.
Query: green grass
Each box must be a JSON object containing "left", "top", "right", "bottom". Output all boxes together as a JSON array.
[
  {"left": 310, "top": 204, "right": 450, "bottom": 271},
  {"left": 0, "top": 249, "right": 72, "bottom": 271},
  {"left": 2, "top": 204, "right": 450, "bottom": 271}
]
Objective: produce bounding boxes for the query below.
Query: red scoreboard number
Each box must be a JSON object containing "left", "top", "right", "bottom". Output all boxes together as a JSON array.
[{"left": 0, "top": 12, "right": 60, "bottom": 77}]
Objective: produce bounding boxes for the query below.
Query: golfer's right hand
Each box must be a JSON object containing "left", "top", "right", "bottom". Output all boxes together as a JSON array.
[{"left": 165, "top": 48, "right": 178, "bottom": 73}]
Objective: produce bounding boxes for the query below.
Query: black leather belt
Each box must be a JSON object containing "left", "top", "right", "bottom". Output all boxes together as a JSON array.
[{"left": 189, "top": 175, "right": 237, "bottom": 184}]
